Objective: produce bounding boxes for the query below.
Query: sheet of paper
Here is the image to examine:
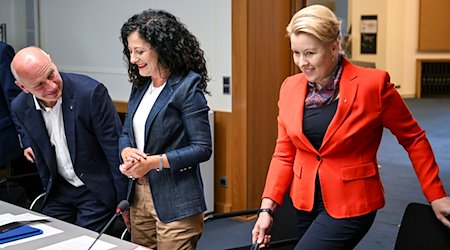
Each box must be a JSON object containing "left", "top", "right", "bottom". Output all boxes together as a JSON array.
[
  {"left": 0, "top": 223, "right": 63, "bottom": 248},
  {"left": 37, "top": 235, "right": 116, "bottom": 250},
  {"left": 0, "top": 212, "right": 49, "bottom": 227}
]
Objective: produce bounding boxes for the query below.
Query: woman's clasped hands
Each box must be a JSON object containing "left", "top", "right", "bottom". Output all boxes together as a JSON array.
[{"left": 120, "top": 147, "right": 150, "bottom": 179}]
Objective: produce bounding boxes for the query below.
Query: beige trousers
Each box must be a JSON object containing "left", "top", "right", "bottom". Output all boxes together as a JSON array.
[{"left": 130, "top": 182, "right": 203, "bottom": 250}]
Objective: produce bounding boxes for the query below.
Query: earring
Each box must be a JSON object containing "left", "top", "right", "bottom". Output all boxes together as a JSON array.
[{"left": 333, "top": 52, "right": 338, "bottom": 62}]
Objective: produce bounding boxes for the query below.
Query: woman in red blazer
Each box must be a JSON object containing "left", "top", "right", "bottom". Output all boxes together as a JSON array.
[{"left": 252, "top": 5, "right": 450, "bottom": 249}]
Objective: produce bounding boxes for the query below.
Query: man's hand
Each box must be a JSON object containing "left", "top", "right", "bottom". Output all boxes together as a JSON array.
[{"left": 23, "top": 147, "right": 35, "bottom": 163}]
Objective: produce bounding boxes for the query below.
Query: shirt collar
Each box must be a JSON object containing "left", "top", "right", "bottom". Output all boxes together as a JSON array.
[{"left": 33, "top": 95, "right": 62, "bottom": 112}]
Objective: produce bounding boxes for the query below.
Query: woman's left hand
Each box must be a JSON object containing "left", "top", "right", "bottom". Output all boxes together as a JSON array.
[
  {"left": 430, "top": 196, "right": 450, "bottom": 229},
  {"left": 120, "top": 157, "right": 153, "bottom": 179}
]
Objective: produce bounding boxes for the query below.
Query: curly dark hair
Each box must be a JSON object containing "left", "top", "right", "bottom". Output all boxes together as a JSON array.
[{"left": 120, "top": 9, "right": 210, "bottom": 94}]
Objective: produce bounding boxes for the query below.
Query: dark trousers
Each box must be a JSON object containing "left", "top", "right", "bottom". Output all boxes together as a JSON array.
[
  {"left": 294, "top": 178, "right": 376, "bottom": 250},
  {"left": 42, "top": 176, "right": 114, "bottom": 233}
]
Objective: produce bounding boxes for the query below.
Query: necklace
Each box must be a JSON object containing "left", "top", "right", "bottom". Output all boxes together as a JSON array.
[
  {"left": 149, "top": 81, "right": 166, "bottom": 95},
  {"left": 149, "top": 84, "right": 157, "bottom": 95}
]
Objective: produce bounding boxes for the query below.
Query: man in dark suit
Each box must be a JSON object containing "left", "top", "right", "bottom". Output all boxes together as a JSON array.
[
  {"left": 0, "top": 42, "right": 22, "bottom": 169},
  {"left": 10, "top": 46, "right": 128, "bottom": 232},
  {"left": 0, "top": 42, "right": 43, "bottom": 205}
]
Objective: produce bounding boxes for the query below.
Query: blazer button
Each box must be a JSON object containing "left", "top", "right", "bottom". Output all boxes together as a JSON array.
[{"left": 316, "top": 155, "right": 321, "bottom": 161}]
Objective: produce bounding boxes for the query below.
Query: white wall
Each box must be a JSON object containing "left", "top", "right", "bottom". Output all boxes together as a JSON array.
[
  {"left": 350, "top": 0, "right": 387, "bottom": 70},
  {"left": 350, "top": 0, "right": 450, "bottom": 97},
  {"left": 0, "top": 0, "right": 27, "bottom": 48},
  {"left": 38, "top": 0, "right": 232, "bottom": 111}
]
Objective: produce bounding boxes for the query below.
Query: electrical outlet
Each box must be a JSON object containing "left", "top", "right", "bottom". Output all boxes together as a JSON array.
[
  {"left": 219, "top": 176, "right": 228, "bottom": 188},
  {"left": 223, "top": 76, "right": 231, "bottom": 95}
]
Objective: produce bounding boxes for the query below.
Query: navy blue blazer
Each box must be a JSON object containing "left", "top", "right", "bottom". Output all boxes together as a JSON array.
[
  {"left": 11, "top": 72, "right": 128, "bottom": 209},
  {"left": 119, "top": 71, "right": 212, "bottom": 223},
  {"left": 0, "top": 42, "right": 21, "bottom": 166}
]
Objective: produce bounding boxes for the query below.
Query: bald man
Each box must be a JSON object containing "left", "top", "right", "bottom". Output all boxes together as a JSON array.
[{"left": 10, "top": 46, "right": 128, "bottom": 232}]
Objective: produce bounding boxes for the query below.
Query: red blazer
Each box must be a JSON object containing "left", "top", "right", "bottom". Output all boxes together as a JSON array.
[{"left": 262, "top": 58, "right": 447, "bottom": 219}]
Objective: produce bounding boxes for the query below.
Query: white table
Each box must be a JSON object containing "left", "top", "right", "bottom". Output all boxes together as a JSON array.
[{"left": 0, "top": 200, "right": 140, "bottom": 250}]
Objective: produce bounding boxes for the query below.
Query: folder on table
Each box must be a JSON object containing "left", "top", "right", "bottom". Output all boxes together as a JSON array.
[{"left": 0, "top": 225, "right": 43, "bottom": 244}]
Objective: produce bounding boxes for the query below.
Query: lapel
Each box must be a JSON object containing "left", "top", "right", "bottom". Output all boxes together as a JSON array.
[
  {"left": 295, "top": 75, "right": 318, "bottom": 153},
  {"left": 126, "top": 83, "right": 150, "bottom": 148},
  {"left": 61, "top": 77, "right": 77, "bottom": 166},
  {"left": 23, "top": 96, "right": 57, "bottom": 175},
  {"left": 321, "top": 60, "right": 358, "bottom": 149},
  {"left": 143, "top": 74, "right": 182, "bottom": 141}
]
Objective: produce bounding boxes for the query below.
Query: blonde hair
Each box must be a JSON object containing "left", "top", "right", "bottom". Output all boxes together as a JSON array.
[{"left": 286, "top": 5, "right": 342, "bottom": 45}]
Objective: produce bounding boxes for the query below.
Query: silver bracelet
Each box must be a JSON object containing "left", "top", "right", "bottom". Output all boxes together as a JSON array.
[{"left": 157, "top": 154, "right": 163, "bottom": 172}]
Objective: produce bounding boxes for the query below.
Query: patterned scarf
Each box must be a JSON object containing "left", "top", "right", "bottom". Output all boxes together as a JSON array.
[{"left": 305, "top": 55, "right": 343, "bottom": 108}]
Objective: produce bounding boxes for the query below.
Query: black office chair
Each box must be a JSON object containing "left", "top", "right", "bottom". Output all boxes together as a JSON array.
[
  {"left": 203, "top": 195, "right": 299, "bottom": 250},
  {"left": 29, "top": 192, "right": 46, "bottom": 212},
  {"left": 102, "top": 216, "right": 128, "bottom": 240},
  {"left": 29, "top": 192, "right": 129, "bottom": 241},
  {"left": 0, "top": 156, "right": 43, "bottom": 208},
  {"left": 394, "top": 202, "right": 450, "bottom": 250},
  {"left": 0, "top": 165, "right": 28, "bottom": 207}
]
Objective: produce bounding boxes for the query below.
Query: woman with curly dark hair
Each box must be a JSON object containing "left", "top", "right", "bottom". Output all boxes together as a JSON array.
[{"left": 118, "top": 9, "right": 212, "bottom": 249}]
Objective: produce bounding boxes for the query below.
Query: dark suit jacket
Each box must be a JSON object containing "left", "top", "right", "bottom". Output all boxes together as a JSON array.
[
  {"left": 262, "top": 58, "right": 446, "bottom": 218},
  {"left": 0, "top": 42, "right": 21, "bottom": 166},
  {"left": 11, "top": 72, "right": 128, "bottom": 209},
  {"left": 119, "top": 71, "right": 212, "bottom": 223}
]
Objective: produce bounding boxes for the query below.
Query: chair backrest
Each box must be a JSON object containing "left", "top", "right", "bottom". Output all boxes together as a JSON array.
[
  {"left": 29, "top": 192, "right": 46, "bottom": 212},
  {"left": 395, "top": 202, "right": 450, "bottom": 250},
  {"left": 202, "top": 194, "right": 299, "bottom": 250},
  {"left": 350, "top": 60, "right": 376, "bottom": 68}
]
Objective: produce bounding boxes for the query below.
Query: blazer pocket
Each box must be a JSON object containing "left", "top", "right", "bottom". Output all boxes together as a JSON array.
[
  {"left": 293, "top": 158, "right": 302, "bottom": 179},
  {"left": 340, "top": 162, "right": 377, "bottom": 181}
]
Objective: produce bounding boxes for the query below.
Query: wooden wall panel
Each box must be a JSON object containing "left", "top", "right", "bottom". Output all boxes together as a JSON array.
[
  {"left": 114, "top": 101, "right": 128, "bottom": 114},
  {"left": 229, "top": 0, "right": 249, "bottom": 212},
  {"left": 215, "top": 0, "right": 305, "bottom": 213},
  {"left": 418, "top": 0, "right": 450, "bottom": 51},
  {"left": 246, "top": 0, "right": 293, "bottom": 208},
  {"left": 217, "top": 0, "right": 299, "bottom": 213},
  {"left": 213, "top": 111, "right": 233, "bottom": 212}
]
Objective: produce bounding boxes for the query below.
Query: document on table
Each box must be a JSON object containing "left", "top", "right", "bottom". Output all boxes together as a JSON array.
[
  {"left": 37, "top": 235, "right": 116, "bottom": 250},
  {"left": 0, "top": 223, "right": 62, "bottom": 248},
  {"left": 0, "top": 212, "right": 49, "bottom": 228}
]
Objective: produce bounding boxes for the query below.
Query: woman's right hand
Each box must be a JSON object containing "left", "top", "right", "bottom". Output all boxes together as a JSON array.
[
  {"left": 121, "top": 147, "right": 147, "bottom": 164},
  {"left": 121, "top": 210, "right": 131, "bottom": 231},
  {"left": 251, "top": 213, "right": 273, "bottom": 248}
]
